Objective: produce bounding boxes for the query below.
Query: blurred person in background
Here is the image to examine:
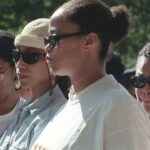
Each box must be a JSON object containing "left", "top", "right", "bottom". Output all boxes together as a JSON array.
[
  {"left": 106, "top": 51, "right": 125, "bottom": 83},
  {"left": 130, "top": 41, "right": 150, "bottom": 116},
  {"left": 0, "top": 30, "right": 24, "bottom": 136},
  {"left": 122, "top": 67, "right": 136, "bottom": 97}
]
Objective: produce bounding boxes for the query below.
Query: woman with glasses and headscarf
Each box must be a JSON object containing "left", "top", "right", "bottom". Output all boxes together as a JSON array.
[
  {"left": 130, "top": 42, "right": 150, "bottom": 116},
  {"left": 0, "top": 18, "right": 67, "bottom": 150},
  {"left": 0, "top": 30, "right": 25, "bottom": 136},
  {"left": 32, "top": 0, "right": 150, "bottom": 150}
]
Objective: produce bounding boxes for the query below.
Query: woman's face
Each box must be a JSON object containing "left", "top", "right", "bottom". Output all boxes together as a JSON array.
[
  {"left": 15, "top": 46, "right": 50, "bottom": 89},
  {"left": 0, "top": 59, "right": 16, "bottom": 101},
  {"left": 135, "top": 56, "right": 150, "bottom": 114},
  {"left": 45, "top": 8, "right": 89, "bottom": 77}
]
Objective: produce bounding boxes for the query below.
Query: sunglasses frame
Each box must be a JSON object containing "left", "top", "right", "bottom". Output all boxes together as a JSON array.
[
  {"left": 13, "top": 50, "right": 45, "bottom": 64},
  {"left": 44, "top": 31, "right": 87, "bottom": 48},
  {"left": 130, "top": 75, "right": 150, "bottom": 88}
]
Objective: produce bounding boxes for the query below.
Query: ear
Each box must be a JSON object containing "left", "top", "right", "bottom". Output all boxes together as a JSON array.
[{"left": 83, "top": 32, "right": 101, "bottom": 51}]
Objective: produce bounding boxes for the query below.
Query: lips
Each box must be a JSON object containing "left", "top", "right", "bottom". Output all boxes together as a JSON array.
[
  {"left": 18, "top": 74, "right": 28, "bottom": 80},
  {"left": 46, "top": 56, "right": 53, "bottom": 63}
]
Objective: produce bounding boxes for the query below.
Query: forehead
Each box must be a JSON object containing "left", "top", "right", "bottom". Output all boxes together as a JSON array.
[
  {"left": 136, "top": 56, "right": 150, "bottom": 76},
  {"left": 16, "top": 45, "right": 44, "bottom": 53},
  {"left": 49, "top": 8, "right": 80, "bottom": 34}
]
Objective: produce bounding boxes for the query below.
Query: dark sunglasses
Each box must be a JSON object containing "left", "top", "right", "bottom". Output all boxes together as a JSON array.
[
  {"left": 44, "top": 32, "right": 87, "bottom": 48},
  {"left": 13, "top": 50, "right": 45, "bottom": 64},
  {"left": 130, "top": 75, "right": 150, "bottom": 88}
]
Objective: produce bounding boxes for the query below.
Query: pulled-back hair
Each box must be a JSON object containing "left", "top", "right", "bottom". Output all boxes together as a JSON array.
[
  {"left": 136, "top": 41, "right": 150, "bottom": 70},
  {"left": 138, "top": 41, "right": 150, "bottom": 58},
  {"left": 0, "top": 30, "right": 15, "bottom": 66},
  {"left": 59, "top": 0, "right": 130, "bottom": 60}
]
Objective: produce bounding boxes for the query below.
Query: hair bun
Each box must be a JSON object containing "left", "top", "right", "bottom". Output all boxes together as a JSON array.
[{"left": 110, "top": 5, "right": 131, "bottom": 44}]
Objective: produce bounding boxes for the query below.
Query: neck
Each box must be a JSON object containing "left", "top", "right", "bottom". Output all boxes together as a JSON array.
[
  {"left": 0, "top": 91, "right": 19, "bottom": 115},
  {"left": 70, "top": 63, "right": 106, "bottom": 93},
  {"left": 31, "top": 80, "right": 51, "bottom": 100}
]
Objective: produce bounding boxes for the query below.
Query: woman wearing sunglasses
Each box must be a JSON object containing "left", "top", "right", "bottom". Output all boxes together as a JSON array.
[
  {"left": 130, "top": 42, "right": 150, "bottom": 116},
  {"left": 32, "top": 0, "right": 150, "bottom": 150},
  {"left": 0, "top": 30, "right": 24, "bottom": 136},
  {"left": 0, "top": 18, "right": 67, "bottom": 149}
]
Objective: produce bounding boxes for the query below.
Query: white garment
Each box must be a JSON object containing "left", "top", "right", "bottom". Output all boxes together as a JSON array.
[
  {"left": 33, "top": 75, "right": 150, "bottom": 150},
  {"left": 0, "top": 100, "right": 19, "bottom": 136}
]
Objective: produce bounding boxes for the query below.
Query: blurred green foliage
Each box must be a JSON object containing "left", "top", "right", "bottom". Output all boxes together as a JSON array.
[{"left": 0, "top": 0, "right": 149, "bottom": 68}]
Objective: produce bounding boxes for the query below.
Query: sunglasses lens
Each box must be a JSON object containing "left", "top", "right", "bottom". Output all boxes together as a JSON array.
[
  {"left": 50, "top": 36, "right": 57, "bottom": 48},
  {"left": 44, "top": 36, "right": 57, "bottom": 48},
  {"left": 22, "top": 53, "right": 41, "bottom": 64},
  {"left": 130, "top": 76, "right": 145, "bottom": 88},
  {"left": 13, "top": 51, "right": 43, "bottom": 65}
]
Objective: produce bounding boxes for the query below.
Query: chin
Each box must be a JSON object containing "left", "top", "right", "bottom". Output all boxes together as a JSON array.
[
  {"left": 20, "top": 82, "right": 30, "bottom": 90},
  {"left": 142, "top": 103, "right": 150, "bottom": 114},
  {"left": 51, "top": 68, "right": 66, "bottom": 76},
  {"left": 145, "top": 107, "right": 150, "bottom": 114}
]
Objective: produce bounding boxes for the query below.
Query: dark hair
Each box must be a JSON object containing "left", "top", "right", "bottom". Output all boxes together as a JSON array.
[
  {"left": 0, "top": 30, "right": 15, "bottom": 66},
  {"left": 59, "top": 0, "right": 130, "bottom": 61},
  {"left": 106, "top": 52, "right": 125, "bottom": 82},
  {"left": 56, "top": 75, "right": 71, "bottom": 99},
  {"left": 121, "top": 68, "right": 135, "bottom": 89}
]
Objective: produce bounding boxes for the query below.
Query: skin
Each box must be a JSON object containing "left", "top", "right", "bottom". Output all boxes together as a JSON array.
[
  {"left": 135, "top": 56, "right": 150, "bottom": 114},
  {"left": 0, "top": 59, "right": 18, "bottom": 115},
  {"left": 46, "top": 7, "right": 106, "bottom": 93},
  {"left": 17, "top": 87, "right": 31, "bottom": 100},
  {"left": 16, "top": 46, "right": 51, "bottom": 100}
]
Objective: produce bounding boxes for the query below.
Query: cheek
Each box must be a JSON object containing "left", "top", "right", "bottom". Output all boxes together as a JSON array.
[
  {"left": 0, "top": 79, "right": 14, "bottom": 96},
  {"left": 57, "top": 44, "right": 81, "bottom": 66},
  {"left": 49, "top": 42, "right": 82, "bottom": 75},
  {"left": 33, "top": 63, "right": 49, "bottom": 80},
  {"left": 21, "top": 62, "right": 49, "bottom": 87}
]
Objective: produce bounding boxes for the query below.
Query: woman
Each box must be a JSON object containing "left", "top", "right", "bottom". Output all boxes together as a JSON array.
[
  {"left": 0, "top": 18, "right": 66, "bottom": 149},
  {"left": 33, "top": 0, "right": 150, "bottom": 150},
  {"left": 0, "top": 30, "right": 24, "bottom": 136},
  {"left": 130, "top": 42, "right": 150, "bottom": 115}
]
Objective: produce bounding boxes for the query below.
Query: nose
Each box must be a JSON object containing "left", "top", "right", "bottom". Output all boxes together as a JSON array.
[
  {"left": 16, "top": 57, "right": 26, "bottom": 70},
  {"left": 45, "top": 44, "right": 53, "bottom": 54},
  {"left": 45, "top": 44, "right": 54, "bottom": 61}
]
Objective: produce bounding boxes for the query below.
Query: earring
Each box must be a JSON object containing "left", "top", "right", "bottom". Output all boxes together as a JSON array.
[{"left": 14, "top": 76, "right": 21, "bottom": 90}]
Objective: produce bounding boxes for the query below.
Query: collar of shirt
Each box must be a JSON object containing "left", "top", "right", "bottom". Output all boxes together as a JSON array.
[{"left": 18, "top": 85, "right": 62, "bottom": 115}]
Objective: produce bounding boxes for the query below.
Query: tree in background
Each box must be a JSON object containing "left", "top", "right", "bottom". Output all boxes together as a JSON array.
[
  {"left": 0, "top": 0, "right": 64, "bottom": 34},
  {"left": 0, "top": 0, "right": 150, "bottom": 68}
]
